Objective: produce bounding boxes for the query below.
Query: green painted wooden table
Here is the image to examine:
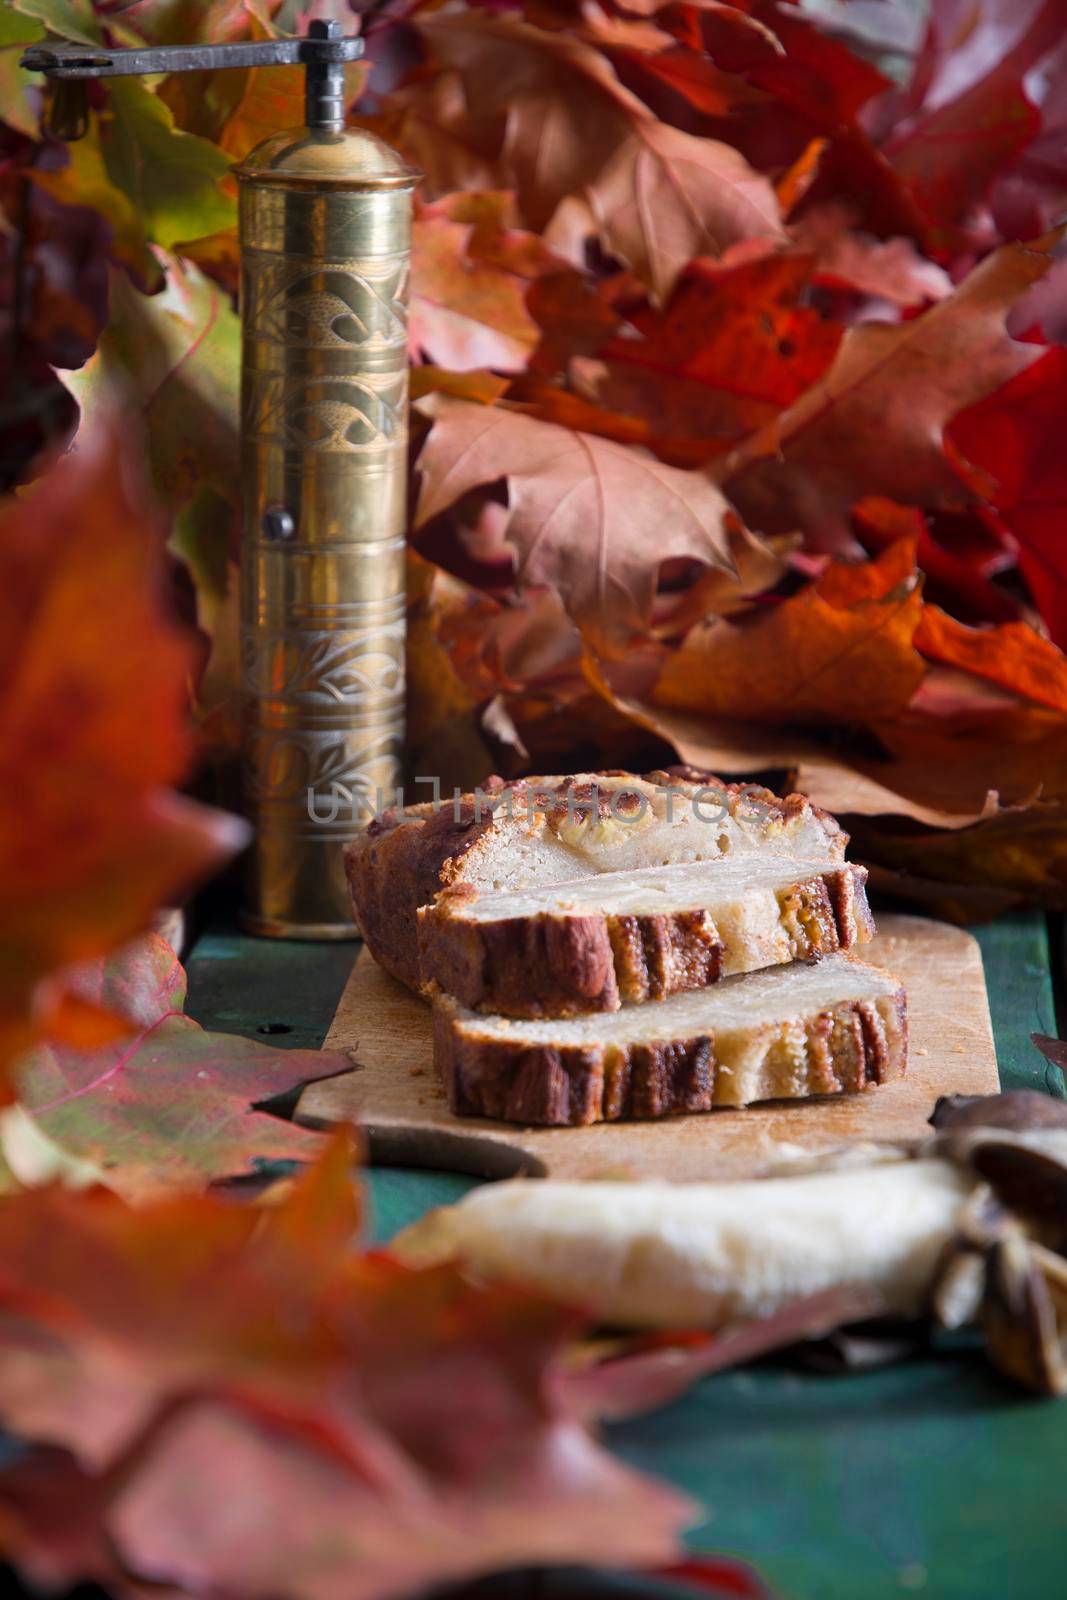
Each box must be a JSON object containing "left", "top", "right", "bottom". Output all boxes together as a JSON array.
[{"left": 186, "top": 912, "right": 1066, "bottom": 1600}]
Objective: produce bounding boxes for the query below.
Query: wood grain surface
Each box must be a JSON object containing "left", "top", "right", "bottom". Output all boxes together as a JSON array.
[{"left": 298, "top": 914, "right": 999, "bottom": 1181}]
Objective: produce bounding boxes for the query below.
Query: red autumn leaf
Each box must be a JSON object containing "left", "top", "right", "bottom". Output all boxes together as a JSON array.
[
  {"left": 563, "top": 1286, "right": 886, "bottom": 1423},
  {"left": 14, "top": 934, "right": 354, "bottom": 1201},
  {"left": 415, "top": 13, "right": 784, "bottom": 300},
  {"left": 605, "top": 0, "right": 776, "bottom": 122},
  {"left": 547, "top": 1, "right": 676, "bottom": 56},
  {"left": 947, "top": 345, "right": 1067, "bottom": 648},
  {"left": 615, "top": 0, "right": 784, "bottom": 73},
  {"left": 993, "top": 53, "right": 1067, "bottom": 244},
  {"left": 526, "top": 266, "right": 631, "bottom": 374},
  {"left": 854, "top": 499, "right": 1021, "bottom": 626},
  {"left": 10, "top": 0, "right": 1067, "bottom": 922},
  {"left": 877, "top": 0, "right": 1067, "bottom": 237},
  {"left": 503, "top": 374, "right": 664, "bottom": 461},
  {"left": 690, "top": 1, "right": 922, "bottom": 245},
  {"left": 107, "top": 1390, "right": 681, "bottom": 1600},
  {"left": 720, "top": 235, "right": 1059, "bottom": 549},
  {"left": 739, "top": 1, "right": 890, "bottom": 132},
  {"left": 570, "top": 250, "right": 842, "bottom": 463},
  {"left": 789, "top": 127, "right": 929, "bottom": 246},
  {"left": 0, "top": 1446, "right": 120, "bottom": 1598},
  {"left": 884, "top": 77, "right": 1040, "bottom": 255},
  {"left": 612, "top": 43, "right": 749, "bottom": 121},
  {"left": 0, "top": 1148, "right": 692, "bottom": 1598},
  {"left": 415, "top": 394, "right": 742, "bottom": 651},
  {"left": 813, "top": 533, "right": 917, "bottom": 607},
  {"left": 0, "top": 410, "right": 245, "bottom": 1082},
  {"left": 46, "top": 930, "right": 187, "bottom": 1030},
  {"left": 914, "top": 605, "right": 1067, "bottom": 714},
  {"left": 0, "top": 1136, "right": 364, "bottom": 1468}
]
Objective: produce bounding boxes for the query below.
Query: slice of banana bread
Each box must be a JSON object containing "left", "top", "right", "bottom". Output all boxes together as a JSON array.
[
  {"left": 345, "top": 768, "right": 847, "bottom": 991},
  {"left": 419, "top": 855, "right": 873, "bottom": 1017},
  {"left": 434, "top": 955, "right": 906, "bottom": 1127}
]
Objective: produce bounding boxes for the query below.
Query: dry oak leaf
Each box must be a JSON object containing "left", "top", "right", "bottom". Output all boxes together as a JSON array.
[
  {"left": 867, "top": 696, "right": 1067, "bottom": 814},
  {"left": 415, "top": 394, "right": 742, "bottom": 651},
  {"left": 416, "top": 14, "right": 784, "bottom": 301},
  {"left": 410, "top": 191, "right": 559, "bottom": 373},
  {"left": 525, "top": 266, "right": 631, "bottom": 375},
  {"left": 610, "top": 38, "right": 755, "bottom": 121},
  {"left": 653, "top": 541, "right": 926, "bottom": 724},
  {"left": 789, "top": 203, "right": 952, "bottom": 307},
  {"left": 845, "top": 796, "right": 1067, "bottom": 915},
  {"left": 737, "top": 0, "right": 890, "bottom": 133},
  {"left": 720, "top": 234, "right": 1060, "bottom": 548},
  {"left": 410, "top": 366, "right": 511, "bottom": 406},
  {"left": 405, "top": 552, "right": 504, "bottom": 793},
  {"left": 612, "top": 0, "right": 782, "bottom": 38},
  {"left": 0, "top": 1148, "right": 691, "bottom": 1599},
  {"left": 14, "top": 934, "right": 354, "bottom": 1202},
  {"left": 884, "top": 73, "right": 1039, "bottom": 254},
  {"left": 0, "top": 411, "right": 245, "bottom": 1082}
]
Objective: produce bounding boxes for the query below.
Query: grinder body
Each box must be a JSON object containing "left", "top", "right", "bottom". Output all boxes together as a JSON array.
[{"left": 235, "top": 129, "right": 416, "bottom": 938}]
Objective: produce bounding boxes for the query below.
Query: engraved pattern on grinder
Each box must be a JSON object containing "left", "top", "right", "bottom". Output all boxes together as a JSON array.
[
  {"left": 245, "top": 255, "right": 409, "bottom": 349},
  {"left": 243, "top": 370, "right": 408, "bottom": 452},
  {"left": 241, "top": 623, "right": 405, "bottom": 704},
  {"left": 244, "top": 727, "right": 403, "bottom": 808}
]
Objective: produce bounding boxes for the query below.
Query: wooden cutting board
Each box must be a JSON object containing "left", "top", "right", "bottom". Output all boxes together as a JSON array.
[{"left": 298, "top": 914, "right": 999, "bottom": 1181}]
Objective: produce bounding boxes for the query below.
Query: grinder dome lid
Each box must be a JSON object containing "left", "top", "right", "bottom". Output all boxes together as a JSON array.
[{"left": 235, "top": 126, "right": 419, "bottom": 188}]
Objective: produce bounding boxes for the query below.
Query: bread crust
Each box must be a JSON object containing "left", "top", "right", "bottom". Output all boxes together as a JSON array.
[
  {"left": 419, "top": 863, "right": 874, "bottom": 1017},
  {"left": 434, "top": 980, "right": 908, "bottom": 1127},
  {"left": 343, "top": 799, "right": 487, "bottom": 988},
  {"left": 345, "top": 770, "right": 849, "bottom": 993}
]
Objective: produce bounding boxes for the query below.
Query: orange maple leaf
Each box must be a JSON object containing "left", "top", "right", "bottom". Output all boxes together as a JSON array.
[{"left": 654, "top": 542, "right": 926, "bottom": 724}]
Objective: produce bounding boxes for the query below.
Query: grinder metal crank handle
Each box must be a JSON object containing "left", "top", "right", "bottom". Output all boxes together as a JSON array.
[{"left": 21, "top": 23, "right": 364, "bottom": 135}]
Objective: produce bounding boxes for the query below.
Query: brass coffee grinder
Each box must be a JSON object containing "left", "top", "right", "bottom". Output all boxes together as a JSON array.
[{"left": 24, "top": 22, "right": 416, "bottom": 938}]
